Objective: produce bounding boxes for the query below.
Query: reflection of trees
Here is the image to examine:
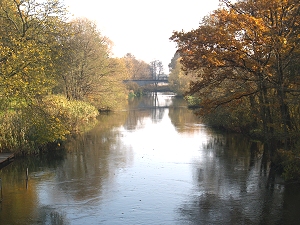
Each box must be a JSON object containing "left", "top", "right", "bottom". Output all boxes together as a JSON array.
[
  {"left": 0, "top": 152, "right": 66, "bottom": 224},
  {"left": 280, "top": 184, "right": 300, "bottom": 225},
  {"left": 0, "top": 112, "right": 132, "bottom": 224},
  {"left": 178, "top": 133, "right": 286, "bottom": 224},
  {"left": 151, "top": 92, "right": 165, "bottom": 122},
  {"left": 123, "top": 109, "right": 150, "bottom": 130},
  {"left": 168, "top": 97, "right": 202, "bottom": 133},
  {"left": 125, "top": 93, "right": 173, "bottom": 130},
  {"left": 55, "top": 112, "right": 132, "bottom": 201},
  {"left": 126, "top": 93, "right": 204, "bottom": 133},
  {"left": 36, "top": 207, "right": 70, "bottom": 225}
]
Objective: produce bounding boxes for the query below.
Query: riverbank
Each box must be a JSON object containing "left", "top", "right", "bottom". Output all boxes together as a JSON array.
[
  {"left": 0, "top": 153, "right": 14, "bottom": 169},
  {"left": 192, "top": 106, "right": 300, "bottom": 182},
  {"left": 1, "top": 93, "right": 299, "bottom": 225}
]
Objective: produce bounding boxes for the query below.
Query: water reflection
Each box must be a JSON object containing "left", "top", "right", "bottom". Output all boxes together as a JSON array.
[
  {"left": 127, "top": 92, "right": 176, "bottom": 128},
  {"left": 1, "top": 93, "right": 300, "bottom": 225},
  {"left": 37, "top": 207, "right": 69, "bottom": 225},
  {"left": 168, "top": 97, "right": 202, "bottom": 133},
  {"left": 178, "top": 133, "right": 287, "bottom": 225},
  {"left": 53, "top": 112, "right": 133, "bottom": 202},
  {"left": 0, "top": 151, "right": 66, "bottom": 224}
]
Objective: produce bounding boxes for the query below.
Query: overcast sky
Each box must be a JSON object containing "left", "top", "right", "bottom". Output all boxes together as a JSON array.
[{"left": 64, "top": 0, "right": 221, "bottom": 73}]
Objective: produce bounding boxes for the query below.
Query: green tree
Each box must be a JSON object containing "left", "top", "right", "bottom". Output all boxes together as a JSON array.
[
  {"left": 53, "top": 18, "right": 129, "bottom": 111},
  {"left": 89, "top": 57, "right": 129, "bottom": 111}
]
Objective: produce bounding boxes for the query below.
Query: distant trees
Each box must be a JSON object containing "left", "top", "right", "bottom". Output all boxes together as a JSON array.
[
  {"left": 150, "top": 60, "right": 164, "bottom": 80},
  {"left": 123, "top": 53, "right": 151, "bottom": 79},
  {"left": 171, "top": 0, "right": 300, "bottom": 179},
  {"left": 120, "top": 54, "right": 166, "bottom": 81},
  {"left": 168, "top": 52, "right": 191, "bottom": 96},
  {"left": 122, "top": 55, "right": 168, "bottom": 95}
]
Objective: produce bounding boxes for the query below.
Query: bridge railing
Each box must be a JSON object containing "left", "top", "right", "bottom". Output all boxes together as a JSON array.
[{"left": 123, "top": 79, "right": 169, "bottom": 86}]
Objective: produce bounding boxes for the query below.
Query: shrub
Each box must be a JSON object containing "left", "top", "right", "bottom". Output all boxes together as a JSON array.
[
  {"left": 0, "top": 95, "right": 99, "bottom": 153},
  {"left": 277, "top": 148, "right": 300, "bottom": 181},
  {"left": 126, "top": 81, "right": 143, "bottom": 96}
]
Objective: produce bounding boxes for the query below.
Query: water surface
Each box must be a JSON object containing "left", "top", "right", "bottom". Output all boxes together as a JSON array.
[{"left": 0, "top": 93, "right": 299, "bottom": 225}]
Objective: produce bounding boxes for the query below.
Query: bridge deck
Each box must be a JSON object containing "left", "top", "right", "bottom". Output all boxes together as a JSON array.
[
  {"left": 123, "top": 79, "right": 168, "bottom": 82},
  {"left": 123, "top": 79, "right": 169, "bottom": 86}
]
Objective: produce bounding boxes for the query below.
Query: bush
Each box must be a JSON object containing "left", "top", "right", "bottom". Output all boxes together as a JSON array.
[
  {"left": 43, "top": 95, "right": 99, "bottom": 131},
  {"left": 185, "top": 95, "right": 201, "bottom": 108},
  {"left": 200, "top": 98, "right": 256, "bottom": 134},
  {"left": 277, "top": 148, "right": 300, "bottom": 181},
  {"left": 0, "top": 95, "right": 99, "bottom": 153},
  {"left": 126, "top": 81, "right": 143, "bottom": 96}
]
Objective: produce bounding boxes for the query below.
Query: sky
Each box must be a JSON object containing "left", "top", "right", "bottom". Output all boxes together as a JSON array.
[{"left": 64, "top": 0, "right": 221, "bottom": 73}]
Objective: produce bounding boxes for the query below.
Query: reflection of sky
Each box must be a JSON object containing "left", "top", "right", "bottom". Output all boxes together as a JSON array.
[
  {"left": 121, "top": 109, "right": 209, "bottom": 163},
  {"left": 92, "top": 109, "right": 211, "bottom": 224},
  {"left": 2, "top": 95, "right": 299, "bottom": 225},
  {"left": 34, "top": 104, "right": 211, "bottom": 224},
  {"left": 31, "top": 94, "right": 293, "bottom": 225}
]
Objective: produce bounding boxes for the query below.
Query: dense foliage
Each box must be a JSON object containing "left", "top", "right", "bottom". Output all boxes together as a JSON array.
[
  {"left": 168, "top": 53, "right": 191, "bottom": 96},
  {"left": 0, "top": 0, "right": 129, "bottom": 153},
  {"left": 171, "top": 0, "right": 300, "bottom": 180}
]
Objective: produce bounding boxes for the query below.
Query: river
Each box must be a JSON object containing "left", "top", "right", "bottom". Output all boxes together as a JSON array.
[{"left": 0, "top": 92, "right": 300, "bottom": 225}]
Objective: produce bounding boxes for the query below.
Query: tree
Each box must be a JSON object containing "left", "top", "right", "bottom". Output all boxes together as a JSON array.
[
  {"left": 123, "top": 53, "right": 151, "bottom": 79},
  {"left": 91, "top": 57, "right": 128, "bottom": 111},
  {"left": 150, "top": 60, "right": 164, "bottom": 80},
  {"left": 54, "top": 18, "right": 112, "bottom": 101},
  {"left": 168, "top": 52, "right": 191, "bottom": 96},
  {"left": 168, "top": 52, "right": 180, "bottom": 72},
  {"left": 0, "top": 0, "right": 67, "bottom": 101},
  {"left": 171, "top": 0, "right": 300, "bottom": 148},
  {"left": 0, "top": 0, "right": 101, "bottom": 153},
  {"left": 52, "top": 18, "right": 130, "bottom": 111}
]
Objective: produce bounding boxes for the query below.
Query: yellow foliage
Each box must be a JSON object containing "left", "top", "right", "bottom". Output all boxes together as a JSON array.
[{"left": 0, "top": 95, "right": 99, "bottom": 153}]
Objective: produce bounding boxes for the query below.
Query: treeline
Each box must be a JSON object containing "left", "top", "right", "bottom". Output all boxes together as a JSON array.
[
  {"left": 170, "top": 0, "right": 300, "bottom": 180},
  {"left": 0, "top": 0, "right": 155, "bottom": 154},
  {"left": 124, "top": 53, "right": 166, "bottom": 96}
]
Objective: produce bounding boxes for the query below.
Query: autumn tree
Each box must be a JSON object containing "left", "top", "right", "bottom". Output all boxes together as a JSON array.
[
  {"left": 168, "top": 52, "right": 180, "bottom": 72},
  {"left": 168, "top": 52, "right": 191, "bottom": 96},
  {"left": 123, "top": 53, "right": 151, "bottom": 79},
  {"left": 0, "top": 0, "right": 72, "bottom": 152},
  {"left": 171, "top": 0, "right": 300, "bottom": 146},
  {"left": 53, "top": 18, "right": 112, "bottom": 101},
  {"left": 0, "top": 1, "right": 101, "bottom": 153},
  {"left": 91, "top": 57, "right": 128, "bottom": 111},
  {"left": 0, "top": 0, "right": 67, "bottom": 101}
]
